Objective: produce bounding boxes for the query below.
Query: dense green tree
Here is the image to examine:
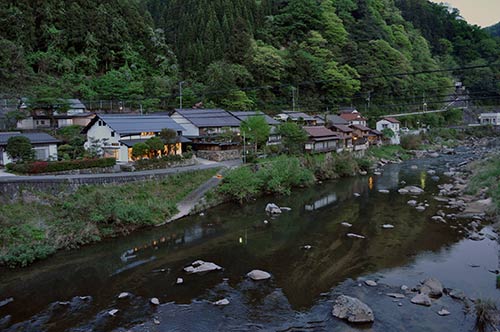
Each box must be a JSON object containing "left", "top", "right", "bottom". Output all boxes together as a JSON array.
[
  {"left": 6, "top": 136, "right": 34, "bottom": 163},
  {"left": 279, "top": 122, "right": 308, "bottom": 155},
  {"left": 241, "top": 116, "right": 271, "bottom": 149}
]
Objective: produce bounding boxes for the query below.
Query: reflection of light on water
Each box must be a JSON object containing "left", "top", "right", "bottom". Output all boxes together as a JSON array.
[
  {"left": 305, "top": 194, "right": 337, "bottom": 211},
  {"left": 239, "top": 237, "right": 243, "bottom": 244},
  {"left": 420, "top": 172, "right": 427, "bottom": 190},
  {"left": 368, "top": 177, "right": 374, "bottom": 190}
]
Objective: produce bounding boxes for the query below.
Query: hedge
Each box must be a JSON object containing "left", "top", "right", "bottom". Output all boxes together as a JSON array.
[
  {"left": 134, "top": 152, "right": 193, "bottom": 171},
  {"left": 6, "top": 158, "right": 116, "bottom": 174}
]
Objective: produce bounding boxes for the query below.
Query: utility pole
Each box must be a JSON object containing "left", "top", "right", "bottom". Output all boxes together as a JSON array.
[
  {"left": 179, "top": 81, "right": 185, "bottom": 110},
  {"left": 291, "top": 87, "right": 296, "bottom": 112}
]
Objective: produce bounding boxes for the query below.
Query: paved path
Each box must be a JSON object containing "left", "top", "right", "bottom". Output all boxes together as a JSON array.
[
  {"left": 165, "top": 162, "right": 240, "bottom": 224},
  {"left": 0, "top": 158, "right": 242, "bottom": 184}
]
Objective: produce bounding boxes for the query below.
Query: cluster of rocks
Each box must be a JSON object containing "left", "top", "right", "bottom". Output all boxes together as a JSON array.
[
  {"left": 331, "top": 276, "right": 473, "bottom": 325},
  {"left": 265, "top": 203, "right": 292, "bottom": 215}
]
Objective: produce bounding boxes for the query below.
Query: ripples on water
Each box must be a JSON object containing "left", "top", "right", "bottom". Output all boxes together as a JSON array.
[{"left": 0, "top": 150, "right": 498, "bottom": 331}]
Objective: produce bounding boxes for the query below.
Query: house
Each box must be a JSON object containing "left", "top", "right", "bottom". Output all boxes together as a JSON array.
[
  {"left": 479, "top": 113, "right": 500, "bottom": 126},
  {"left": 313, "top": 115, "right": 326, "bottom": 126},
  {"left": 82, "top": 114, "right": 185, "bottom": 163},
  {"left": 367, "top": 129, "right": 383, "bottom": 146},
  {"left": 17, "top": 99, "right": 94, "bottom": 129},
  {"left": 328, "top": 124, "right": 354, "bottom": 150},
  {"left": 339, "top": 106, "right": 358, "bottom": 114},
  {"left": 0, "top": 132, "right": 60, "bottom": 165},
  {"left": 303, "top": 126, "right": 342, "bottom": 153},
  {"left": 170, "top": 109, "right": 241, "bottom": 137},
  {"left": 376, "top": 117, "right": 401, "bottom": 145},
  {"left": 339, "top": 112, "right": 367, "bottom": 126},
  {"left": 275, "top": 111, "right": 317, "bottom": 125},
  {"left": 229, "top": 111, "right": 282, "bottom": 145},
  {"left": 350, "top": 124, "right": 370, "bottom": 151}
]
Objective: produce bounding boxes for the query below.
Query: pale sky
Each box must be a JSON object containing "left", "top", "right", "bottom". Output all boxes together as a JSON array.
[{"left": 430, "top": 0, "right": 500, "bottom": 27}]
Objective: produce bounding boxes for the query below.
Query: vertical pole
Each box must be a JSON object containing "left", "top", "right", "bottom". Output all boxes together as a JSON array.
[
  {"left": 179, "top": 81, "right": 184, "bottom": 110},
  {"left": 243, "top": 131, "right": 246, "bottom": 163},
  {"left": 291, "top": 87, "right": 296, "bottom": 112}
]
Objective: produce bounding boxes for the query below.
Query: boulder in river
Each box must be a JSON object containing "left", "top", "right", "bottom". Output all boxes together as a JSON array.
[
  {"left": 427, "top": 170, "right": 436, "bottom": 175},
  {"left": 176, "top": 278, "right": 184, "bottom": 285},
  {"left": 247, "top": 269, "right": 272, "bottom": 281},
  {"left": 108, "top": 309, "right": 119, "bottom": 316},
  {"left": 431, "top": 216, "right": 446, "bottom": 223},
  {"left": 428, "top": 152, "right": 440, "bottom": 158},
  {"left": 354, "top": 193, "right": 361, "bottom": 197},
  {"left": 407, "top": 200, "right": 418, "bottom": 207},
  {"left": 265, "top": 203, "right": 282, "bottom": 214},
  {"left": 280, "top": 207, "right": 292, "bottom": 211},
  {"left": 365, "top": 280, "right": 377, "bottom": 287},
  {"left": 420, "top": 278, "right": 443, "bottom": 298},
  {"left": 382, "top": 224, "right": 394, "bottom": 229},
  {"left": 213, "top": 298, "right": 230, "bottom": 306},
  {"left": 449, "top": 289, "right": 466, "bottom": 300},
  {"left": 118, "top": 292, "right": 130, "bottom": 299},
  {"left": 415, "top": 206, "right": 426, "bottom": 212},
  {"left": 437, "top": 309, "right": 450, "bottom": 316},
  {"left": 150, "top": 298, "right": 160, "bottom": 305},
  {"left": 347, "top": 233, "right": 365, "bottom": 239},
  {"left": 341, "top": 222, "right": 353, "bottom": 228},
  {"left": 387, "top": 293, "right": 406, "bottom": 299},
  {"left": 332, "top": 295, "right": 375, "bottom": 323},
  {"left": 184, "top": 260, "right": 223, "bottom": 274},
  {"left": 411, "top": 293, "right": 432, "bottom": 306},
  {"left": 378, "top": 189, "right": 390, "bottom": 194}
]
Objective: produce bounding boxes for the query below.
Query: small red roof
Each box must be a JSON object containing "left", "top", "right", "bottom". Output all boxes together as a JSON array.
[
  {"left": 383, "top": 117, "right": 400, "bottom": 124},
  {"left": 340, "top": 113, "right": 367, "bottom": 122}
]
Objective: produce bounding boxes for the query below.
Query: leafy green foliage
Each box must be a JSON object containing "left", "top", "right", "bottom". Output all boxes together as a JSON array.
[
  {"left": 400, "top": 134, "right": 423, "bottom": 150},
  {"left": 6, "top": 158, "right": 116, "bottom": 174},
  {"left": 219, "top": 166, "right": 263, "bottom": 203},
  {"left": 6, "top": 136, "right": 34, "bottom": 162},
  {"left": 132, "top": 142, "right": 149, "bottom": 159},
  {"left": 241, "top": 116, "right": 271, "bottom": 148},
  {"left": 0, "top": 169, "right": 218, "bottom": 267},
  {"left": 278, "top": 122, "right": 308, "bottom": 155}
]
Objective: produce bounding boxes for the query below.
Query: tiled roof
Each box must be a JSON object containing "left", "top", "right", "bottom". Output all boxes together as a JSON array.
[
  {"left": 230, "top": 111, "right": 280, "bottom": 125},
  {"left": 83, "top": 114, "right": 184, "bottom": 134},
  {"left": 326, "top": 114, "right": 349, "bottom": 125},
  {"left": 175, "top": 109, "right": 241, "bottom": 127},
  {"left": 382, "top": 117, "right": 400, "bottom": 124},
  {"left": 0, "top": 132, "right": 61, "bottom": 146},
  {"left": 351, "top": 124, "right": 371, "bottom": 131},
  {"left": 329, "top": 124, "right": 353, "bottom": 133},
  {"left": 283, "top": 111, "right": 315, "bottom": 121},
  {"left": 303, "top": 126, "right": 340, "bottom": 138},
  {"left": 340, "top": 113, "right": 367, "bottom": 122}
]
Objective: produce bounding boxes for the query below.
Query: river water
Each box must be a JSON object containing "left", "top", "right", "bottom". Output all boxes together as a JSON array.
[{"left": 0, "top": 150, "right": 499, "bottom": 332}]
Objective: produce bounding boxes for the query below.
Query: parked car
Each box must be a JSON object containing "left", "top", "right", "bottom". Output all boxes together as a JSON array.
[{"left": 400, "top": 127, "right": 410, "bottom": 133}]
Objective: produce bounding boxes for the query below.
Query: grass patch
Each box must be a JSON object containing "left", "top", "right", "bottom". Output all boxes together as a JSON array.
[
  {"left": 367, "top": 145, "right": 410, "bottom": 160},
  {"left": 475, "top": 298, "right": 499, "bottom": 332},
  {"left": 466, "top": 154, "right": 500, "bottom": 214},
  {"left": 0, "top": 168, "right": 218, "bottom": 267}
]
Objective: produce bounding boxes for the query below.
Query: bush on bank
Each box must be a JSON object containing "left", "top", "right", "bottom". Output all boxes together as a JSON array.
[
  {"left": 0, "top": 169, "right": 218, "bottom": 267},
  {"left": 6, "top": 158, "right": 116, "bottom": 174}
]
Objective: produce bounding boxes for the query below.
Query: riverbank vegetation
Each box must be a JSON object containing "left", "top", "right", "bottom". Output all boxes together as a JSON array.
[
  {"left": 0, "top": 168, "right": 218, "bottom": 267},
  {"left": 466, "top": 153, "right": 500, "bottom": 214}
]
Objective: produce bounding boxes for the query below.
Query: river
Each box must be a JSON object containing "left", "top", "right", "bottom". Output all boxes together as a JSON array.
[{"left": 0, "top": 150, "right": 499, "bottom": 332}]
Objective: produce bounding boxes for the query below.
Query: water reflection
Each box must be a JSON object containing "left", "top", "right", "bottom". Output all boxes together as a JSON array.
[{"left": 0, "top": 150, "right": 498, "bottom": 332}]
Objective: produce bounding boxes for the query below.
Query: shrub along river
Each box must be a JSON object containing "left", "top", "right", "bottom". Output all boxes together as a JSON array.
[{"left": 0, "top": 149, "right": 498, "bottom": 332}]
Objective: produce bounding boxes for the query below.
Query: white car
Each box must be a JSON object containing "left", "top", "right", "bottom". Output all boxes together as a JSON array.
[{"left": 400, "top": 127, "right": 410, "bottom": 133}]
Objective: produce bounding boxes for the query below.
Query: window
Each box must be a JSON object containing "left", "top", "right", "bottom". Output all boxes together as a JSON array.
[{"left": 111, "top": 131, "right": 115, "bottom": 137}]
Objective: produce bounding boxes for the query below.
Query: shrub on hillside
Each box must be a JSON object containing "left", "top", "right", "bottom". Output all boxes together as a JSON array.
[
  {"left": 400, "top": 134, "right": 422, "bottom": 150},
  {"left": 218, "top": 166, "right": 263, "bottom": 203},
  {"left": 6, "top": 158, "right": 116, "bottom": 174}
]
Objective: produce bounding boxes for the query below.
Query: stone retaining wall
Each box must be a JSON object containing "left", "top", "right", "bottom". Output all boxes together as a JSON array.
[{"left": 196, "top": 149, "right": 241, "bottom": 162}]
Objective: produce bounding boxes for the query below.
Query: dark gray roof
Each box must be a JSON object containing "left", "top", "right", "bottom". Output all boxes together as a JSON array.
[
  {"left": 0, "top": 132, "right": 61, "bottom": 146},
  {"left": 283, "top": 111, "right": 315, "bottom": 121},
  {"left": 83, "top": 114, "right": 184, "bottom": 135},
  {"left": 326, "top": 114, "right": 349, "bottom": 125},
  {"left": 230, "top": 111, "right": 280, "bottom": 125},
  {"left": 174, "top": 109, "right": 241, "bottom": 128},
  {"left": 313, "top": 116, "right": 326, "bottom": 125},
  {"left": 67, "top": 99, "right": 86, "bottom": 110}
]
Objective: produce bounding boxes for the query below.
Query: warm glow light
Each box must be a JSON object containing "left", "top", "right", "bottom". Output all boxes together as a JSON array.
[
  {"left": 239, "top": 237, "right": 243, "bottom": 244},
  {"left": 368, "top": 177, "right": 374, "bottom": 190}
]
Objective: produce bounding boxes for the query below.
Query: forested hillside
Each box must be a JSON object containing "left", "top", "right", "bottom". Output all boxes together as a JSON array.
[
  {"left": 485, "top": 22, "right": 500, "bottom": 38},
  {"left": 0, "top": 0, "right": 499, "bottom": 115}
]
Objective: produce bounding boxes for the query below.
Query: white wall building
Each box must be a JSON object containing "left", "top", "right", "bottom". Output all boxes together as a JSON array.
[
  {"left": 376, "top": 117, "right": 401, "bottom": 145},
  {"left": 0, "top": 132, "right": 60, "bottom": 165},
  {"left": 479, "top": 113, "right": 500, "bottom": 126},
  {"left": 82, "top": 114, "right": 185, "bottom": 163}
]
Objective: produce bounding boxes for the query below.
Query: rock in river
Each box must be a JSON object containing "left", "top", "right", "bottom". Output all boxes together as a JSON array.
[
  {"left": 382, "top": 224, "right": 394, "bottom": 229},
  {"left": 365, "top": 280, "right": 377, "bottom": 287},
  {"left": 247, "top": 270, "right": 272, "bottom": 281},
  {"left": 437, "top": 309, "right": 451, "bottom": 316},
  {"left": 213, "top": 298, "right": 230, "bottom": 306},
  {"left": 411, "top": 293, "right": 432, "bottom": 306},
  {"left": 332, "top": 295, "right": 375, "bottom": 323},
  {"left": 347, "top": 233, "right": 365, "bottom": 239},
  {"left": 387, "top": 293, "right": 406, "bottom": 299},
  {"left": 150, "top": 298, "right": 160, "bottom": 305},
  {"left": 378, "top": 189, "right": 390, "bottom": 194},
  {"left": 341, "top": 222, "right": 353, "bottom": 227},
  {"left": 265, "top": 203, "right": 282, "bottom": 214},
  {"left": 420, "top": 278, "right": 443, "bottom": 298},
  {"left": 184, "top": 260, "right": 222, "bottom": 274},
  {"left": 118, "top": 292, "right": 130, "bottom": 299}
]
